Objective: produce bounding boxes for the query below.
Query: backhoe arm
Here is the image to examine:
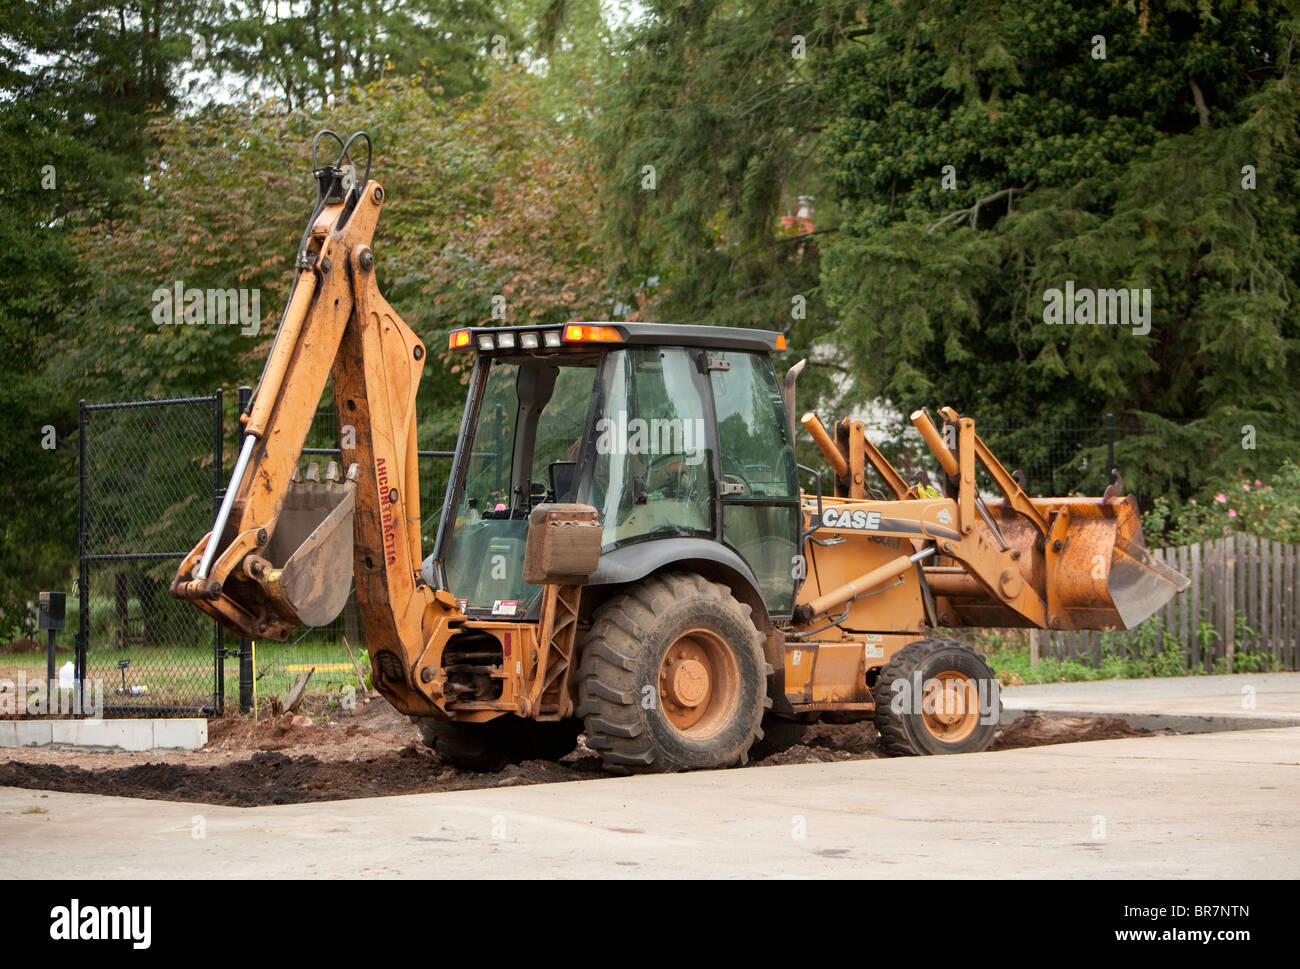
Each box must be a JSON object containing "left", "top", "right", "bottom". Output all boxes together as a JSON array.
[{"left": 171, "top": 145, "right": 458, "bottom": 714}]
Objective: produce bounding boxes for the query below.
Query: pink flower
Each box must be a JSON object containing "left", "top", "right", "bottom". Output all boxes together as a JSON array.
[
  {"left": 1229, "top": 509, "right": 1238, "bottom": 518},
  {"left": 1215, "top": 493, "right": 1227, "bottom": 503},
  {"left": 1189, "top": 499, "right": 1197, "bottom": 505},
  {"left": 1243, "top": 484, "right": 1251, "bottom": 492},
  {"left": 1255, "top": 480, "right": 1263, "bottom": 487}
]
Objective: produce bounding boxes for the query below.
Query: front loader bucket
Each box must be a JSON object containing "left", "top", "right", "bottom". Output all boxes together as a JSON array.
[
  {"left": 1038, "top": 496, "right": 1190, "bottom": 630},
  {"left": 260, "top": 461, "right": 357, "bottom": 628}
]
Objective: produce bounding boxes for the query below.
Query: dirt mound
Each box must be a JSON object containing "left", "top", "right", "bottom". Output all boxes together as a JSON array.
[
  {"left": 205, "top": 713, "right": 396, "bottom": 752},
  {"left": 0, "top": 708, "right": 1151, "bottom": 806},
  {"left": 756, "top": 744, "right": 861, "bottom": 767},
  {"left": 1, "top": 638, "right": 43, "bottom": 655},
  {"left": 993, "top": 714, "right": 1144, "bottom": 749},
  {"left": 0, "top": 746, "right": 607, "bottom": 807}
]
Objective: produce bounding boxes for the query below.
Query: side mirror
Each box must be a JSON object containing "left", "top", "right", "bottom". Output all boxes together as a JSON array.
[{"left": 523, "top": 504, "right": 602, "bottom": 586}]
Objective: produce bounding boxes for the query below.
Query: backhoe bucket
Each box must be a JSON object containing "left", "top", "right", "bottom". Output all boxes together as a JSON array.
[
  {"left": 260, "top": 461, "right": 357, "bottom": 628},
  {"left": 1036, "top": 496, "right": 1190, "bottom": 630}
]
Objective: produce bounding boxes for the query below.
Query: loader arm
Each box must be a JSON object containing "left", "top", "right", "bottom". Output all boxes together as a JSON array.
[
  {"left": 171, "top": 154, "right": 460, "bottom": 716},
  {"left": 794, "top": 407, "right": 1189, "bottom": 633}
]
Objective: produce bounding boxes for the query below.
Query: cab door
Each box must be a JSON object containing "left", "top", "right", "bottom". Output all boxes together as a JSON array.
[{"left": 707, "top": 351, "right": 801, "bottom": 617}]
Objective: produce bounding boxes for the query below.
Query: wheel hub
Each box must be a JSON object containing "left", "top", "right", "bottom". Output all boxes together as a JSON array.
[
  {"left": 668, "top": 658, "right": 709, "bottom": 707},
  {"left": 920, "top": 670, "right": 980, "bottom": 742},
  {"left": 656, "top": 629, "right": 739, "bottom": 737}
]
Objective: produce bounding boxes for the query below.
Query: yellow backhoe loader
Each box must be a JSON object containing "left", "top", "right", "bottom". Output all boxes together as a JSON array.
[{"left": 172, "top": 133, "right": 1189, "bottom": 771}]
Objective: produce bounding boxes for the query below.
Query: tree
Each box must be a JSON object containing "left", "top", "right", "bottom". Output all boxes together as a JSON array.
[
  {"left": 593, "top": 0, "right": 863, "bottom": 416},
  {"left": 217, "top": 0, "right": 517, "bottom": 107},
  {"left": 54, "top": 70, "right": 611, "bottom": 447},
  {"left": 0, "top": 1, "right": 221, "bottom": 639},
  {"left": 818, "top": 0, "right": 1300, "bottom": 501}
]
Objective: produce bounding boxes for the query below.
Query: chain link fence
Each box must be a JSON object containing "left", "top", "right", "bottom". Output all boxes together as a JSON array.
[{"left": 78, "top": 395, "right": 226, "bottom": 716}]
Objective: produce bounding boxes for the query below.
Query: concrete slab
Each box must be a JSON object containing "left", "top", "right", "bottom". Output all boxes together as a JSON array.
[
  {"left": 1001, "top": 671, "right": 1300, "bottom": 732},
  {"left": 153, "top": 719, "right": 208, "bottom": 750},
  {"left": 2, "top": 726, "right": 1296, "bottom": 878},
  {"left": 0, "top": 718, "right": 206, "bottom": 752},
  {"left": 11, "top": 721, "right": 52, "bottom": 747}
]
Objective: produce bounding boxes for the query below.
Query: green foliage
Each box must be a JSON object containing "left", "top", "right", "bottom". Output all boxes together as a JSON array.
[
  {"left": 1142, "top": 460, "right": 1300, "bottom": 545},
  {"left": 594, "top": 0, "right": 858, "bottom": 414},
  {"left": 980, "top": 619, "right": 1193, "bottom": 683},
  {"left": 217, "top": 0, "right": 515, "bottom": 107},
  {"left": 819, "top": 0, "right": 1300, "bottom": 500}
]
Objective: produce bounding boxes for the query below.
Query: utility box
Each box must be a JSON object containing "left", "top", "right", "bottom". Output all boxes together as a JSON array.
[
  {"left": 38, "top": 591, "right": 66, "bottom": 631},
  {"left": 523, "top": 504, "right": 602, "bottom": 586}
]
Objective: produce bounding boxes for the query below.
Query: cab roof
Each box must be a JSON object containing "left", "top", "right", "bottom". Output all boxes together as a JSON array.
[{"left": 447, "top": 322, "right": 786, "bottom": 354}]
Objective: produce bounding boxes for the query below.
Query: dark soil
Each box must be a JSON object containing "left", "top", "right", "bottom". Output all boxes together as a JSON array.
[
  {"left": 1, "top": 638, "right": 43, "bottom": 655},
  {"left": 0, "top": 707, "right": 1151, "bottom": 807},
  {"left": 991, "top": 713, "right": 1146, "bottom": 749},
  {"left": 0, "top": 745, "right": 606, "bottom": 807}
]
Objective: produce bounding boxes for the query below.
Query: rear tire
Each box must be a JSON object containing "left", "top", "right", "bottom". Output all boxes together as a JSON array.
[
  {"left": 576, "top": 572, "right": 770, "bottom": 773},
  {"left": 417, "top": 716, "right": 581, "bottom": 772},
  {"left": 871, "top": 638, "right": 1000, "bottom": 756}
]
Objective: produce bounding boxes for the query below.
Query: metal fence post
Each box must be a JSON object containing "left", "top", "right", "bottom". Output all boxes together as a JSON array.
[
  {"left": 76, "top": 400, "right": 88, "bottom": 714},
  {"left": 1106, "top": 412, "right": 1116, "bottom": 473},
  {"left": 237, "top": 385, "right": 254, "bottom": 714},
  {"left": 212, "top": 388, "right": 225, "bottom": 715}
]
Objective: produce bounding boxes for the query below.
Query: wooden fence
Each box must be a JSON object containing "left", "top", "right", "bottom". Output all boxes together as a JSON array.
[{"left": 1035, "top": 534, "right": 1299, "bottom": 671}]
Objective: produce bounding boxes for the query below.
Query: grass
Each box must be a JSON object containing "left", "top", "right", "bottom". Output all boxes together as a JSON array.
[
  {"left": 2, "top": 638, "right": 364, "bottom": 711},
  {"left": 960, "top": 620, "right": 1283, "bottom": 685}
]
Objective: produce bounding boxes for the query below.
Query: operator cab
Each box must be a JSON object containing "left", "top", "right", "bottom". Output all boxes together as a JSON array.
[{"left": 425, "top": 322, "right": 800, "bottom": 621}]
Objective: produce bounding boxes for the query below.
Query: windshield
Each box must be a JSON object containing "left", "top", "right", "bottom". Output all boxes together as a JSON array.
[
  {"left": 590, "top": 347, "right": 715, "bottom": 547},
  {"left": 441, "top": 356, "right": 597, "bottom": 613}
]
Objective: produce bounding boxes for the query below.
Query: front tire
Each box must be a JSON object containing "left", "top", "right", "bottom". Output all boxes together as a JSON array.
[
  {"left": 871, "top": 638, "right": 1000, "bottom": 756},
  {"left": 576, "top": 572, "right": 770, "bottom": 773}
]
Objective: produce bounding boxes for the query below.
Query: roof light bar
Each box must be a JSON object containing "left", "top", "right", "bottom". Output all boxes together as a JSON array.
[
  {"left": 562, "top": 323, "right": 623, "bottom": 343},
  {"left": 520, "top": 332, "right": 539, "bottom": 349},
  {"left": 477, "top": 334, "right": 495, "bottom": 351},
  {"left": 543, "top": 330, "right": 562, "bottom": 348},
  {"left": 448, "top": 329, "right": 471, "bottom": 350}
]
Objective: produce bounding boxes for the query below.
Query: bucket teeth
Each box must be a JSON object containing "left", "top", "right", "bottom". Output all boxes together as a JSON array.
[
  {"left": 325, "top": 461, "right": 339, "bottom": 482},
  {"left": 305, "top": 462, "right": 320, "bottom": 483}
]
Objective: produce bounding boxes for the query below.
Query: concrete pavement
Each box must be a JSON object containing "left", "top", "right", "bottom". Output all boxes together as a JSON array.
[
  {"left": 2, "top": 726, "right": 1296, "bottom": 878},
  {"left": 1001, "top": 672, "right": 1300, "bottom": 732}
]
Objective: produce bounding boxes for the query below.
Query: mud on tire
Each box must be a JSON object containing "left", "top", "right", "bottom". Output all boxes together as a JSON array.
[
  {"left": 871, "top": 638, "right": 1000, "bottom": 756},
  {"left": 576, "top": 571, "right": 770, "bottom": 773}
]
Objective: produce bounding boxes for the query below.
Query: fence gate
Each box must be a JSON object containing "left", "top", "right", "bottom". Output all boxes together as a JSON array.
[{"left": 77, "top": 393, "right": 227, "bottom": 716}]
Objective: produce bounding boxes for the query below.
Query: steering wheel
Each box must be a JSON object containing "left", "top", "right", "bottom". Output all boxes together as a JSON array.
[{"left": 643, "top": 453, "right": 702, "bottom": 500}]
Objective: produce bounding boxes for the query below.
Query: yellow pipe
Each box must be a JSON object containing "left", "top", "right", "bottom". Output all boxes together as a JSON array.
[
  {"left": 910, "top": 409, "right": 959, "bottom": 477},
  {"left": 805, "top": 553, "right": 914, "bottom": 618},
  {"left": 801, "top": 412, "right": 850, "bottom": 479},
  {"left": 245, "top": 265, "right": 319, "bottom": 439}
]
